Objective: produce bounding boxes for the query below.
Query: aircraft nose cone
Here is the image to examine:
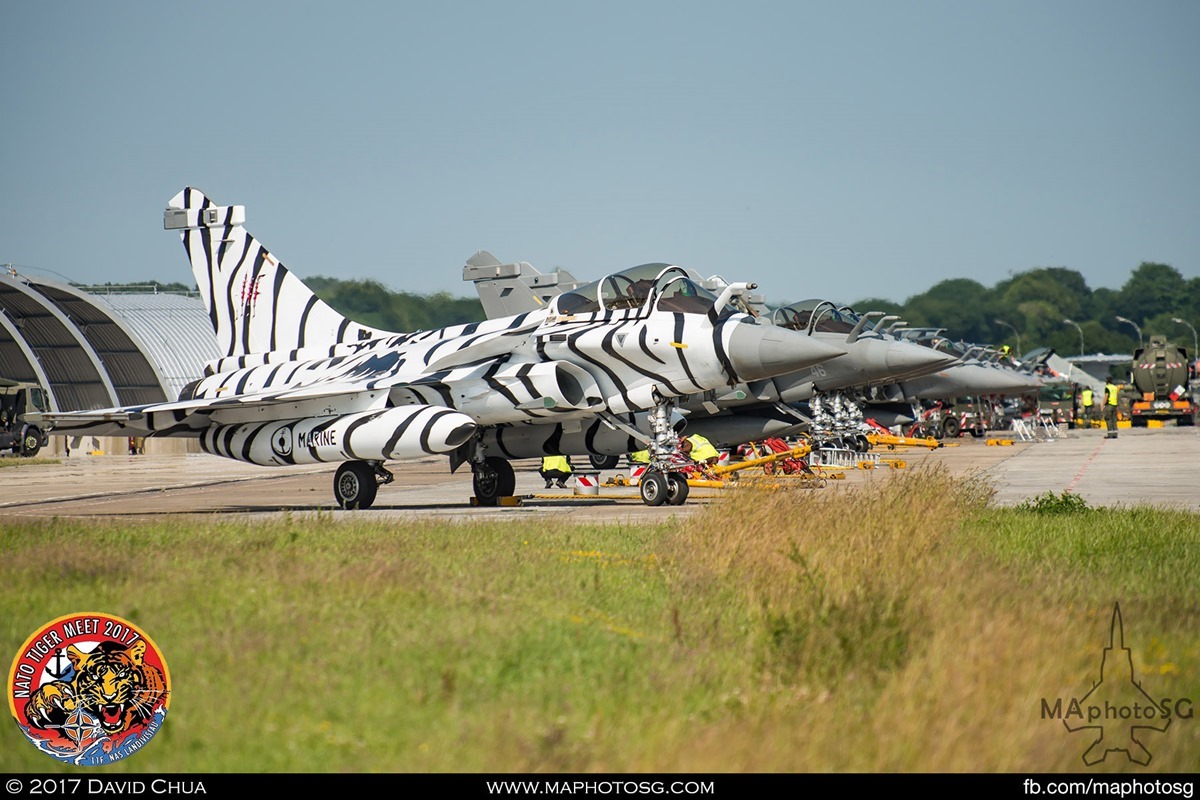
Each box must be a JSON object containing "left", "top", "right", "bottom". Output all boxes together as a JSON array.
[
  {"left": 884, "top": 342, "right": 959, "bottom": 378},
  {"left": 727, "top": 323, "right": 846, "bottom": 382},
  {"left": 964, "top": 364, "right": 1042, "bottom": 395}
]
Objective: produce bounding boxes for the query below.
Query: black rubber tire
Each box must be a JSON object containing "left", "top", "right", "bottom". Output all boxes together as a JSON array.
[
  {"left": 589, "top": 454, "right": 620, "bottom": 470},
  {"left": 941, "top": 416, "right": 961, "bottom": 439},
  {"left": 640, "top": 471, "right": 669, "bottom": 506},
  {"left": 334, "top": 461, "right": 377, "bottom": 510},
  {"left": 473, "top": 456, "right": 516, "bottom": 505},
  {"left": 666, "top": 473, "right": 690, "bottom": 505},
  {"left": 21, "top": 429, "right": 42, "bottom": 458}
]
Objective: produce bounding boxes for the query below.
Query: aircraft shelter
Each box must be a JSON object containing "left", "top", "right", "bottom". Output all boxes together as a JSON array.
[{"left": 0, "top": 272, "right": 216, "bottom": 454}]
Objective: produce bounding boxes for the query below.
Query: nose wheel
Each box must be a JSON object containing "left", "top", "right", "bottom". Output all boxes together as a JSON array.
[
  {"left": 666, "top": 473, "right": 689, "bottom": 505},
  {"left": 639, "top": 470, "right": 690, "bottom": 506},
  {"left": 640, "top": 470, "right": 669, "bottom": 506}
]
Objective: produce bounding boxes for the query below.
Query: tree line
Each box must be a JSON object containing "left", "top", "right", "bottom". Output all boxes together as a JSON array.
[
  {"left": 303, "top": 276, "right": 484, "bottom": 332},
  {"left": 304, "top": 262, "right": 1197, "bottom": 359},
  {"left": 849, "top": 262, "right": 1200, "bottom": 357}
]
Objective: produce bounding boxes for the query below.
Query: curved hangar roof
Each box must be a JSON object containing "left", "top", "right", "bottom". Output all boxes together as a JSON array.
[{"left": 0, "top": 274, "right": 218, "bottom": 412}]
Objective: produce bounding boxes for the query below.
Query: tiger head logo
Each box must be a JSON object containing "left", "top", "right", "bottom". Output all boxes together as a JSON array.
[{"left": 8, "top": 613, "right": 171, "bottom": 765}]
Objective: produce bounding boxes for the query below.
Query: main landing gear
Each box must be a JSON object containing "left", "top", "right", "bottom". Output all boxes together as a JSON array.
[
  {"left": 471, "top": 455, "right": 515, "bottom": 506},
  {"left": 333, "top": 460, "right": 393, "bottom": 510},
  {"left": 588, "top": 453, "right": 621, "bottom": 470}
]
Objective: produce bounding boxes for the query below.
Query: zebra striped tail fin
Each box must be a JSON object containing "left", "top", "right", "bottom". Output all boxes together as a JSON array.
[{"left": 164, "top": 187, "right": 388, "bottom": 357}]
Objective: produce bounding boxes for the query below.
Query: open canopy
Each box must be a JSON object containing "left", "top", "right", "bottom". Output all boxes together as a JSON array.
[
  {"left": 551, "top": 263, "right": 726, "bottom": 316},
  {"left": 771, "top": 299, "right": 864, "bottom": 335}
]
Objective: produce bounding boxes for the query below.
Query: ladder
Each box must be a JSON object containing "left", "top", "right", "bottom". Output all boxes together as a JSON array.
[{"left": 1010, "top": 418, "right": 1036, "bottom": 442}]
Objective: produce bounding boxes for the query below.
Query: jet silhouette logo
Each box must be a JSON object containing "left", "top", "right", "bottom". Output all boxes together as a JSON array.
[{"left": 1041, "top": 603, "right": 1192, "bottom": 766}]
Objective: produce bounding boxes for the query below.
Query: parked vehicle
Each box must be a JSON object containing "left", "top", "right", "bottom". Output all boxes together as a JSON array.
[
  {"left": 1128, "top": 335, "right": 1196, "bottom": 426},
  {"left": 0, "top": 379, "right": 50, "bottom": 456}
]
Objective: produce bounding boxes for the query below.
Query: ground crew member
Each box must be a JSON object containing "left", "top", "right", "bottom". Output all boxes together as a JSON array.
[
  {"left": 680, "top": 433, "right": 720, "bottom": 466},
  {"left": 539, "top": 455, "right": 573, "bottom": 489},
  {"left": 628, "top": 449, "right": 650, "bottom": 464},
  {"left": 1103, "top": 378, "right": 1120, "bottom": 439},
  {"left": 1079, "top": 386, "right": 1094, "bottom": 426}
]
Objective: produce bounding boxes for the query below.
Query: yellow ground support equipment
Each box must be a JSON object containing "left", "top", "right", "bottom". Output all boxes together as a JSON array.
[{"left": 866, "top": 432, "right": 941, "bottom": 450}]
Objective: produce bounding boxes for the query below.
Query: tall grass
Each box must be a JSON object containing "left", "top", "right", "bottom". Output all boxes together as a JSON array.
[{"left": 1, "top": 467, "right": 1196, "bottom": 773}]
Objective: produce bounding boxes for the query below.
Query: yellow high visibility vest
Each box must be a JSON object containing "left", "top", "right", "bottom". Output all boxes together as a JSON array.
[
  {"left": 1105, "top": 384, "right": 1119, "bottom": 406},
  {"left": 686, "top": 435, "right": 720, "bottom": 462},
  {"left": 542, "top": 455, "right": 571, "bottom": 473},
  {"left": 1080, "top": 388, "right": 1093, "bottom": 407},
  {"left": 629, "top": 450, "right": 650, "bottom": 463}
]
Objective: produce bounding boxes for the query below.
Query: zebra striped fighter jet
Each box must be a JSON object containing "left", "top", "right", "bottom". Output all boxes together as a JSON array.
[{"left": 31, "top": 188, "right": 845, "bottom": 509}]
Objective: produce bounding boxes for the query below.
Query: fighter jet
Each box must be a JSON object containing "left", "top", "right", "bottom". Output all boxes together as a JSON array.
[
  {"left": 869, "top": 336, "right": 1044, "bottom": 402},
  {"left": 30, "top": 188, "right": 845, "bottom": 508},
  {"left": 741, "top": 303, "right": 1042, "bottom": 433},
  {"left": 464, "top": 253, "right": 958, "bottom": 452}
]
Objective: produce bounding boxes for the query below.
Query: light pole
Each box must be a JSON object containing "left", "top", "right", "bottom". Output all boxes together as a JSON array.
[
  {"left": 1062, "top": 318, "right": 1084, "bottom": 356},
  {"left": 1115, "top": 315, "right": 1142, "bottom": 348},
  {"left": 993, "top": 318, "right": 1021, "bottom": 357},
  {"left": 1171, "top": 317, "right": 1198, "bottom": 360}
]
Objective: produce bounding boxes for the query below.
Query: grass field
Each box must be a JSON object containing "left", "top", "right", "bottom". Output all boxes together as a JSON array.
[
  {"left": 0, "top": 457, "right": 61, "bottom": 469},
  {"left": 2, "top": 464, "right": 1197, "bottom": 773}
]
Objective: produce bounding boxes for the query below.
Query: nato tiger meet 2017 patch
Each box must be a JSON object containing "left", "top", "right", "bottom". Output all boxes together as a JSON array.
[{"left": 8, "top": 612, "right": 171, "bottom": 765}]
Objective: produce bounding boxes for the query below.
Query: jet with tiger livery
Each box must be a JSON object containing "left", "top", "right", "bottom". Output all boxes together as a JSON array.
[
  {"left": 463, "top": 252, "right": 958, "bottom": 454},
  {"left": 29, "top": 188, "right": 845, "bottom": 508}
]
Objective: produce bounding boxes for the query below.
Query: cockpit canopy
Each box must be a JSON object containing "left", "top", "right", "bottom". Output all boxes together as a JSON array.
[
  {"left": 930, "top": 338, "right": 982, "bottom": 359},
  {"left": 771, "top": 299, "right": 862, "bottom": 335},
  {"left": 551, "top": 263, "right": 725, "bottom": 316}
]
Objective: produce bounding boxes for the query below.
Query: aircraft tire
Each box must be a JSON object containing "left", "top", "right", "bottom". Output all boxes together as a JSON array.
[
  {"left": 473, "top": 456, "right": 516, "bottom": 505},
  {"left": 640, "top": 471, "right": 669, "bottom": 506},
  {"left": 335, "top": 461, "right": 378, "bottom": 510},
  {"left": 589, "top": 454, "right": 621, "bottom": 470},
  {"left": 666, "top": 473, "right": 690, "bottom": 505}
]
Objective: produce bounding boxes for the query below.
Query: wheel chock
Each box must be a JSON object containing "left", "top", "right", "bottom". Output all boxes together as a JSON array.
[{"left": 469, "top": 496, "right": 524, "bottom": 507}]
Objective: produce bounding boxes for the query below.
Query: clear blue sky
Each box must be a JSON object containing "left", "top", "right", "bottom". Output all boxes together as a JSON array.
[{"left": 3, "top": 1, "right": 1197, "bottom": 307}]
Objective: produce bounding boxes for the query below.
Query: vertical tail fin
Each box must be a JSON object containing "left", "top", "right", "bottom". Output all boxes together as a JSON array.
[
  {"left": 462, "top": 250, "right": 584, "bottom": 319},
  {"left": 164, "top": 187, "right": 389, "bottom": 357}
]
